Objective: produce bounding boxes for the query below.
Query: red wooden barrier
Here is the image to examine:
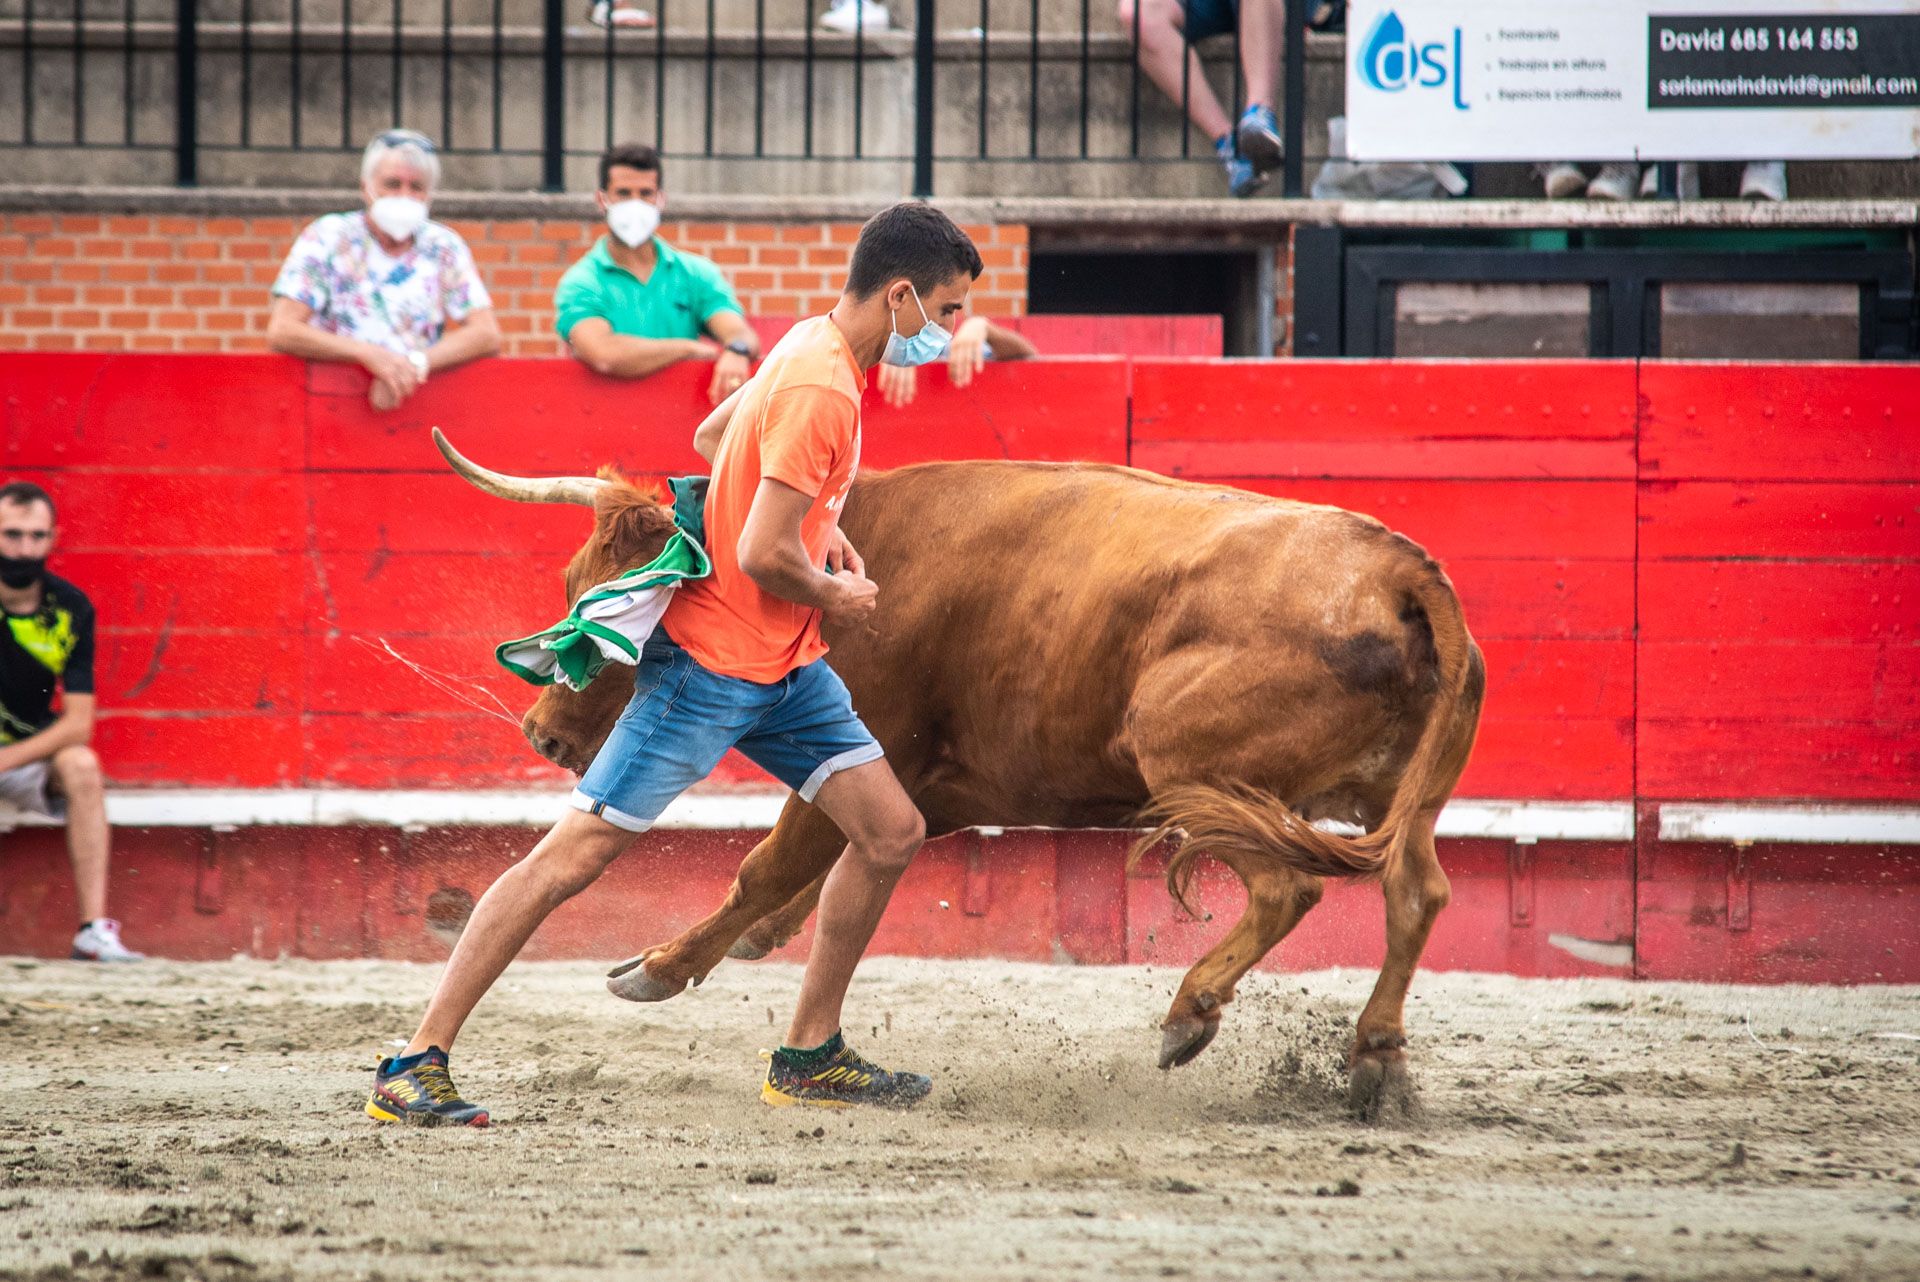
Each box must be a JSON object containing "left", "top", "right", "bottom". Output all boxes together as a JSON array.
[
  {"left": 1632, "top": 364, "right": 1920, "bottom": 981},
  {"left": 2, "top": 353, "right": 1916, "bottom": 982}
]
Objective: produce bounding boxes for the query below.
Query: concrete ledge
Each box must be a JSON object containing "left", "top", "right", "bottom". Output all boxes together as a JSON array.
[
  {"left": 1659, "top": 804, "right": 1920, "bottom": 846},
  {"left": 2, "top": 185, "right": 1913, "bottom": 231},
  {"left": 0, "top": 788, "right": 1636, "bottom": 841},
  {"left": 11, "top": 790, "right": 1918, "bottom": 845}
]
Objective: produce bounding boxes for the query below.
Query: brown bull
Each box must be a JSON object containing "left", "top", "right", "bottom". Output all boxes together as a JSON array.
[{"left": 437, "top": 431, "right": 1485, "bottom": 1116}]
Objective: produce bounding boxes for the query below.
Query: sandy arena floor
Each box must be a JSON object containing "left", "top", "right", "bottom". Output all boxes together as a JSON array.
[{"left": 1, "top": 955, "right": 1917, "bottom": 1281}]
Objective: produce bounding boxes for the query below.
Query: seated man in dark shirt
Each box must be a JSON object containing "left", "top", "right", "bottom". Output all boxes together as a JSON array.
[{"left": 0, "top": 481, "right": 139, "bottom": 961}]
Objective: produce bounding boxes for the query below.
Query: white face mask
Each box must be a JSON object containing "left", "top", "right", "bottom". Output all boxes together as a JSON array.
[
  {"left": 368, "top": 195, "right": 429, "bottom": 242},
  {"left": 605, "top": 198, "right": 661, "bottom": 249}
]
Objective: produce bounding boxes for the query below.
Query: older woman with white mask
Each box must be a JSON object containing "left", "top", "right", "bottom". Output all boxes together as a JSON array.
[{"left": 267, "top": 129, "right": 501, "bottom": 411}]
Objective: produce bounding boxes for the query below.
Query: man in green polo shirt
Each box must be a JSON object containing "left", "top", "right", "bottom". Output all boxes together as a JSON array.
[{"left": 555, "top": 143, "right": 761, "bottom": 406}]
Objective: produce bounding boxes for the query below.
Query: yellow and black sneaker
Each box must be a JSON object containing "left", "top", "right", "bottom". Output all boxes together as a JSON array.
[
  {"left": 761, "top": 1031, "right": 931, "bottom": 1109},
  {"left": 365, "top": 1046, "right": 490, "bottom": 1127}
]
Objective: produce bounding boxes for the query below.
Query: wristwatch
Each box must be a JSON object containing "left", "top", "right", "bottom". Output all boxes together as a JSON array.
[
  {"left": 724, "top": 337, "right": 755, "bottom": 360},
  {"left": 406, "top": 349, "right": 430, "bottom": 382}
]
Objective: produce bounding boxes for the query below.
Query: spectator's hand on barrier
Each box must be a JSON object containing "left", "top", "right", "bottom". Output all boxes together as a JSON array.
[
  {"left": 948, "top": 316, "right": 990, "bottom": 388},
  {"left": 823, "top": 568, "right": 879, "bottom": 627},
  {"left": 361, "top": 346, "right": 420, "bottom": 412},
  {"left": 877, "top": 361, "right": 917, "bottom": 408},
  {"left": 708, "top": 349, "right": 752, "bottom": 406},
  {"left": 826, "top": 527, "right": 864, "bottom": 578}
]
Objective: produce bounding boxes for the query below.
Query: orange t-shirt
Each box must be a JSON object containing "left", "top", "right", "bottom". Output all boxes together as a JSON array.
[{"left": 662, "top": 315, "right": 865, "bottom": 683}]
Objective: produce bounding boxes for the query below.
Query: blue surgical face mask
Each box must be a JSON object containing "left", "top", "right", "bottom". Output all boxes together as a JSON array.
[{"left": 880, "top": 283, "right": 951, "bottom": 368}]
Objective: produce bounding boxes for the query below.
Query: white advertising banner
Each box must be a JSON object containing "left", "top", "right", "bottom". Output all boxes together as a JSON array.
[{"left": 1343, "top": 0, "right": 1920, "bottom": 161}]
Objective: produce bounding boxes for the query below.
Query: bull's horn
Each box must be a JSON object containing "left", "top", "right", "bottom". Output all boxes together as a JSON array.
[{"left": 432, "top": 427, "right": 605, "bottom": 507}]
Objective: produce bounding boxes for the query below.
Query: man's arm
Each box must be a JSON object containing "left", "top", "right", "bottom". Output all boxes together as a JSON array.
[
  {"left": 736, "top": 480, "right": 875, "bottom": 625},
  {"left": 702, "top": 310, "right": 760, "bottom": 407},
  {"left": 567, "top": 317, "right": 714, "bottom": 379},
  {"left": 426, "top": 309, "right": 502, "bottom": 374},
  {"left": 948, "top": 316, "right": 1037, "bottom": 389},
  {"left": 0, "top": 693, "right": 94, "bottom": 774},
  {"left": 692, "top": 381, "right": 750, "bottom": 464},
  {"left": 267, "top": 297, "right": 420, "bottom": 403},
  {"left": 982, "top": 319, "right": 1038, "bottom": 361}
]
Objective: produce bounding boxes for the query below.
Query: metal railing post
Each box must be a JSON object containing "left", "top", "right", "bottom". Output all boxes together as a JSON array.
[
  {"left": 174, "top": 0, "right": 197, "bottom": 184},
  {"left": 912, "top": 0, "right": 935, "bottom": 197},
  {"left": 1281, "top": 0, "right": 1305, "bottom": 196},
  {"left": 541, "top": 0, "right": 565, "bottom": 191}
]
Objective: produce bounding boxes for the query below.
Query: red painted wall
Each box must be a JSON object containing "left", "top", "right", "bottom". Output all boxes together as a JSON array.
[{"left": 3, "top": 353, "right": 1916, "bottom": 981}]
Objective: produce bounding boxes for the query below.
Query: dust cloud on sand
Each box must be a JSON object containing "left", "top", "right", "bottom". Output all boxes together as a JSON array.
[{"left": 2, "top": 957, "right": 1917, "bottom": 1281}]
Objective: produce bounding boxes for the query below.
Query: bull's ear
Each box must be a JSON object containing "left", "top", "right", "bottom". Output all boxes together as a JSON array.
[{"left": 432, "top": 428, "right": 605, "bottom": 506}]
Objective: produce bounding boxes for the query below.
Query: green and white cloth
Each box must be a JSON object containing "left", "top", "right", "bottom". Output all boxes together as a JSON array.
[{"left": 496, "top": 477, "right": 711, "bottom": 691}]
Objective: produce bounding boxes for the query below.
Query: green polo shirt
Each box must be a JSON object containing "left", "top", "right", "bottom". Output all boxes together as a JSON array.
[{"left": 553, "top": 235, "right": 743, "bottom": 342}]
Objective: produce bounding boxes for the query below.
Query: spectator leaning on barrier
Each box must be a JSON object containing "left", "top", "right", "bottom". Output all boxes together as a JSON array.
[
  {"left": 0, "top": 482, "right": 139, "bottom": 963},
  {"left": 875, "top": 314, "right": 1038, "bottom": 407},
  {"left": 266, "top": 129, "right": 502, "bottom": 413},
  {"left": 555, "top": 144, "right": 762, "bottom": 407},
  {"left": 1118, "top": 0, "right": 1288, "bottom": 198}
]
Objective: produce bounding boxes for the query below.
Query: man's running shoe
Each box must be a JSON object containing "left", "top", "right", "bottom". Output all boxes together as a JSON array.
[
  {"left": 365, "top": 1047, "right": 490, "bottom": 1127},
  {"left": 761, "top": 1032, "right": 931, "bottom": 1109},
  {"left": 71, "top": 918, "right": 143, "bottom": 962},
  {"left": 1234, "top": 103, "right": 1283, "bottom": 176}
]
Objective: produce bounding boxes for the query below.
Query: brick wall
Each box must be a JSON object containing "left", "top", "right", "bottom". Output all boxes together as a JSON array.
[{"left": 0, "top": 212, "right": 1030, "bottom": 357}]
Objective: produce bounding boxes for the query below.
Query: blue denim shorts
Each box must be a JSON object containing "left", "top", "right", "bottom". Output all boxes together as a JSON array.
[
  {"left": 569, "top": 628, "right": 884, "bottom": 832},
  {"left": 1182, "top": 0, "right": 1238, "bottom": 41}
]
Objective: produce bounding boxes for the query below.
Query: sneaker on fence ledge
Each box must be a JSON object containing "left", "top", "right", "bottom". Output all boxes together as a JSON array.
[
  {"left": 1537, "top": 162, "right": 1589, "bottom": 199},
  {"left": 72, "top": 918, "right": 143, "bottom": 962},
  {"left": 821, "top": 0, "right": 889, "bottom": 32},
  {"left": 1234, "top": 103, "right": 1284, "bottom": 178},
  {"left": 1216, "top": 135, "right": 1266, "bottom": 199},
  {"left": 1585, "top": 162, "right": 1641, "bottom": 202},
  {"left": 1740, "top": 161, "right": 1788, "bottom": 202},
  {"left": 1637, "top": 161, "right": 1700, "bottom": 200},
  {"left": 587, "top": 0, "right": 653, "bottom": 27}
]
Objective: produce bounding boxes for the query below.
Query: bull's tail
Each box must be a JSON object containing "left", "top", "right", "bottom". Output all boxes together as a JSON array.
[{"left": 1131, "top": 563, "right": 1482, "bottom": 917}]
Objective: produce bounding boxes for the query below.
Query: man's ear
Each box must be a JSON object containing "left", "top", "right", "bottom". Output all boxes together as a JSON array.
[{"left": 594, "top": 190, "right": 611, "bottom": 215}]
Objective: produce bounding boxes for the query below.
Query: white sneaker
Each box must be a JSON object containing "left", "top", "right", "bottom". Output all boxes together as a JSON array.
[
  {"left": 1586, "top": 162, "right": 1641, "bottom": 202},
  {"left": 1638, "top": 161, "right": 1700, "bottom": 199},
  {"left": 1538, "top": 162, "right": 1588, "bottom": 199},
  {"left": 1740, "top": 160, "right": 1787, "bottom": 201},
  {"left": 72, "top": 918, "right": 144, "bottom": 962},
  {"left": 820, "top": 0, "right": 889, "bottom": 32}
]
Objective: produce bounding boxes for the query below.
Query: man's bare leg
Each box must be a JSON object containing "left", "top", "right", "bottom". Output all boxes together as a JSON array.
[
  {"left": 782, "top": 759, "right": 924, "bottom": 1048},
  {"left": 1237, "top": 0, "right": 1284, "bottom": 109},
  {"left": 404, "top": 808, "right": 635, "bottom": 1055},
  {"left": 51, "top": 744, "right": 108, "bottom": 922},
  {"left": 1120, "top": 0, "right": 1234, "bottom": 141}
]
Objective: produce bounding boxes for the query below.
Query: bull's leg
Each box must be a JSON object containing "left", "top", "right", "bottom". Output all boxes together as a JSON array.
[
  {"left": 1349, "top": 813, "right": 1450, "bottom": 1122},
  {"left": 727, "top": 869, "right": 828, "bottom": 960},
  {"left": 1160, "top": 849, "right": 1325, "bottom": 1069},
  {"left": 607, "top": 797, "right": 849, "bottom": 1001}
]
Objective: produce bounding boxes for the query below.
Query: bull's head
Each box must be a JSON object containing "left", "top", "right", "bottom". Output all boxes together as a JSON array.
[{"left": 432, "top": 428, "right": 676, "bottom": 774}]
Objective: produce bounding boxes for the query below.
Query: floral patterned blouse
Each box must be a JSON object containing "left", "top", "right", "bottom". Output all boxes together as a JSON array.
[{"left": 270, "top": 211, "right": 492, "bottom": 356}]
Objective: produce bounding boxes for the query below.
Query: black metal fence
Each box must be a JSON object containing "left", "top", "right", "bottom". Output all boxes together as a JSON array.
[{"left": 1, "top": 0, "right": 1314, "bottom": 193}]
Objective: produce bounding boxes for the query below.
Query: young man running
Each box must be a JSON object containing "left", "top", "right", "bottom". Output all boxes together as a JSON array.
[{"left": 366, "top": 202, "right": 982, "bottom": 1126}]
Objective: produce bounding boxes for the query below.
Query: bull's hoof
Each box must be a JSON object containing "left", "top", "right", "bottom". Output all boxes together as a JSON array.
[
  {"left": 1157, "top": 1017, "right": 1220, "bottom": 1070},
  {"left": 605, "top": 955, "right": 687, "bottom": 1003},
  {"left": 1348, "top": 1052, "right": 1416, "bottom": 1124},
  {"left": 726, "top": 935, "right": 772, "bottom": 961}
]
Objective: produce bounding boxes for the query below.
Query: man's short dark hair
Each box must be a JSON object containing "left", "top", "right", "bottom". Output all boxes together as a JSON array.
[
  {"left": 0, "top": 481, "right": 54, "bottom": 522},
  {"left": 598, "top": 143, "right": 662, "bottom": 191},
  {"left": 845, "top": 202, "right": 984, "bottom": 301}
]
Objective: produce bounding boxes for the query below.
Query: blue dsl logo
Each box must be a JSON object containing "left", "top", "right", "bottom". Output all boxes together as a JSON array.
[{"left": 1358, "top": 9, "right": 1468, "bottom": 111}]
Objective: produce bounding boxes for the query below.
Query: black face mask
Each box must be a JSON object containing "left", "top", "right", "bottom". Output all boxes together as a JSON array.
[{"left": 0, "top": 556, "right": 46, "bottom": 590}]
